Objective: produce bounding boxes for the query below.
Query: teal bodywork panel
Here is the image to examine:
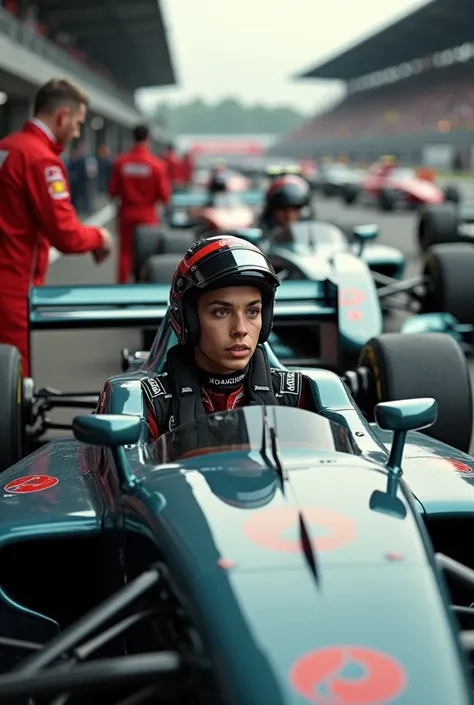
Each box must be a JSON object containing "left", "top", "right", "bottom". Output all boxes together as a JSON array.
[
  {"left": 270, "top": 245, "right": 383, "bottom": 351},
  {"left": 29, "top": 279, "right": 338, "bottom": 331},
  {"left": 170, "top": 190, "right": 264, "bottom": 209}
]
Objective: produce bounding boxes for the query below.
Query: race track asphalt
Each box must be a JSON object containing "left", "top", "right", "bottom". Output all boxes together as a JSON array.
[{"left": 35, "top": 180, "right": 474, "bottom": 445}]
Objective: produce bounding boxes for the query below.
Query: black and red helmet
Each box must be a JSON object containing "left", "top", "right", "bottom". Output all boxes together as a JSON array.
[
  {"left": 169, "top": 235, "right": 280, "bottom": 346},
  {"left": 265, "top": 174, "right": 310, "bottom": 211}
]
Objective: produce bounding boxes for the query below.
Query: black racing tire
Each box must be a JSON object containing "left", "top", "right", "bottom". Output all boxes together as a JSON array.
[
  {"left": 422, "top": 243, "right": 474, "bottom": 324},
  {"left": 359, "top": 332, "right": 472, "bottom": 452},
  {"left": 158, "top": 230, "right": 195, "bottom": 255},
  {"left": 133, "top": 225, "right": 164, "bottom": 282},
  {"left": 379, "top": 189, "right": 396, "bottom": 212},
  {"left": 418, "top": 203, "right": 460, "bottom": 253},
  {"left": 144, "top": 254, "right": 181, "bottom": 285},
  {"left": 342, "top": 184, "right": 359, "bottom": 206},
  {"left": 444, "top": 184, "right": 461, "bottom": 204},
  {"left": 141, "top": 255, "right": 182, "bottom": 350},
  {"left": 0, "top": 345, "right": 25, "bottom": 472}
]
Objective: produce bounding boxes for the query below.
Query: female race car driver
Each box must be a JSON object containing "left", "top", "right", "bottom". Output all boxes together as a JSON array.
[{"left": 142, "top": 234, "right": 316, "bottom": 440}]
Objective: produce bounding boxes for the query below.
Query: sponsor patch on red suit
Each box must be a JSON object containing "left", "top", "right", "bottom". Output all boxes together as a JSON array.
[
  {"left": 290, "top": 645, "right": 407, "bottom": 704},
  {"left": 4, "top": 475, "right": 59, "bottom": 494},
  {"left": 44, "top": 165, "right": 69, "bottom": 200}
]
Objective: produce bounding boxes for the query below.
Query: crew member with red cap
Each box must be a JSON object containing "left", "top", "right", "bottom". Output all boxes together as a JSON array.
[
  {"left": 0, "top": 77, "right": 113, "bottom": 377},
  {"left": 109, "top": 124, "right": 170, "bottom": 284}
]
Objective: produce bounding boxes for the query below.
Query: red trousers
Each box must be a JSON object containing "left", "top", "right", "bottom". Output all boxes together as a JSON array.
[
  {"left": 0, "top": 296, "right": 29, "bottom": 376},
  {"left": 118, "top": 216, "right": 158, "bottom": 284}
]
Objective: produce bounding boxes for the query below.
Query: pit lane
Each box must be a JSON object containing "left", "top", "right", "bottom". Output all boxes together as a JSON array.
[{"left": 34, "top": 181, "right": 474, "bottom": 449}]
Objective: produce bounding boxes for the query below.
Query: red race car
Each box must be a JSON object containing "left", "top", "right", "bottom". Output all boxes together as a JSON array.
[{"left": 342, "top": 161, "right": 460, "bottom": 211}]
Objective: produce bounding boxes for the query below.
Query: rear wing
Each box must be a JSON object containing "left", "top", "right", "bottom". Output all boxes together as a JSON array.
[
  {"left": 29, "top": 280, "right": 339, "bottom": 332},
  {"left": 170, "top": 190, "right": 264, "bottom": 208}
]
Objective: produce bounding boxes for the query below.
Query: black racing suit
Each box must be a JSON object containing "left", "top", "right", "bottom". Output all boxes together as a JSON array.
[{"left": 143, "top": 344, "right": 313, "bottom": 441}]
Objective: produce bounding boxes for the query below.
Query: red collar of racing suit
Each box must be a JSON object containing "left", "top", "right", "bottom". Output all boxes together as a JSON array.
[
  {"left": 200, "top": 384, "right": 246, "bottom": 414},
  {"left": 22, "top": 121, "right": 65, "bottom": 156}
]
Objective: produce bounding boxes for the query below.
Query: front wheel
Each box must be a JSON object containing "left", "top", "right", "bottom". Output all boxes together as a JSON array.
[
  {"left": 358, "top": 332, "right": 472, "bottom": 452},
  {"left": 0, "top": 345, "right": 25, "bottom": 472}
]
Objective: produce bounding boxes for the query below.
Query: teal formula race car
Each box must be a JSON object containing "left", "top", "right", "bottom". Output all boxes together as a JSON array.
[
  {"left": 0, "top": 285, "right": 473, "bottom": 702},
  {"left": 135, "top": 215, "right": 474, "bottom": 358}
]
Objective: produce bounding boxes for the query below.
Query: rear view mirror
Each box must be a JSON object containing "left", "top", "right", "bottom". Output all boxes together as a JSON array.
[
  {"left": 375, "top": 398, "right": 437, "bottom": 474},
  {"left": 73, "top": 414, "right": 142, "bottom": 448},
  {"left": 353, "top": 224, "right": 379, "bottom": 254},
  {"left": 375, "top": 398, "right": 437, "bottom": 434}
]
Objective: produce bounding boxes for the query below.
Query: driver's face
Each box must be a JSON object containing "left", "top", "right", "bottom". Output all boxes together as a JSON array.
[
  {"left": 195, "top": 285, "right": 262, "bottom": 374},
  {"left": 273, "top": 207, "right": 301, "bottom": 226}
]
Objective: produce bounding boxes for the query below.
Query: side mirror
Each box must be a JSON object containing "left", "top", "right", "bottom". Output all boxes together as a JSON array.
[
  {"left": 375, "top": 398, "right": 437, "bottom": 474},
  {"left": 73, "top": 414, "right": 142, "bottom": 448},
  {"left": 353, "top": 224, "right": 379, "bottom": 254}
]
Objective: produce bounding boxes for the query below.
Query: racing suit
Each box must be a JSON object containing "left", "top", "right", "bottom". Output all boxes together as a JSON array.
[
  {"left": 0, "top": 119, "right": 105, "bottom": 377},
  {"left": 108, "top": 144, "right": 170, "bottom": 284},
  {"left": 163, "top": 151, "right": 187, "bottom": 191},
  {"left": 181, "top": 153, "right": 195, "bottom": 186},
  {"left": 142, "top": 344, "right": 313, "bottom": 441}
]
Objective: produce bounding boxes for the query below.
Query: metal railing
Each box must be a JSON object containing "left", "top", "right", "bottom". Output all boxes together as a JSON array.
[{"left": 0, "top": 8, "right": 136, "bottom": 108}]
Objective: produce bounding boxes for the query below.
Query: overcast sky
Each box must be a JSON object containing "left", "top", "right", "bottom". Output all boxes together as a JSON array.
[{"left": 136, "top": 0, "right": 430, "bottom": 115}]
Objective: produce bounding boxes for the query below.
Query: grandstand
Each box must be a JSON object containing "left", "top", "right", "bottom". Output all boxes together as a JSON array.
[{"left": 272, "top": 0, "right": 474, "bottom": 168}]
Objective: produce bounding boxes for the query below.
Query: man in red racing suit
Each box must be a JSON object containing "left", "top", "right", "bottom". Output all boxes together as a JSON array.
[
  {"left": 0, "top": 78, "right": 113, "bottom": 377},
  {"left": 162, "top": 143, "right": 187, "bottom": 191},
  {"left": 141, "top": 234, "right": 315, "bottom": 441},
  {"left": 108, "top": 124, "right": 170, "bottom": 284}
]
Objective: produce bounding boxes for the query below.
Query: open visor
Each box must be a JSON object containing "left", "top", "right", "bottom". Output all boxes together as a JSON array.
[{"left": 191, "top": 248, "right": 279, "bottom": 290}]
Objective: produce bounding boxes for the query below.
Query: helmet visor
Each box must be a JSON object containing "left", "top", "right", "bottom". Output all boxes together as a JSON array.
[{"left": 192, "top": 248, "right": 279, "bottom": 290}]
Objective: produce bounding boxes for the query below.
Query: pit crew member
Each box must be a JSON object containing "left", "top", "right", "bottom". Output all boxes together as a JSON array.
[
  {"left": 0, "top": 77, "right": 113, "bottom": 377},
  {"left": 108, "top": 124, "right": 170, "bottom": 284}
]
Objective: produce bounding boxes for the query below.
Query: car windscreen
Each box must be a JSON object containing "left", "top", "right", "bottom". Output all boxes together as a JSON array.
[
  {"left": 390, "top": 168, "right": 415, "bottom": 180},
  {"left": 211, "top": 193, "right": 242, "bottom": 208},
  {"left": 147, "top": 406, "right": 357, "bottom": 465}
]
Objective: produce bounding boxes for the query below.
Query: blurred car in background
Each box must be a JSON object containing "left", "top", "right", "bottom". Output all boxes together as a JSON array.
[
  {"left": 342, "top": 161, "right": 460, "bottom": 211},
  {"left": 314, "top": 162, "right": 364, "bottom": 197}
]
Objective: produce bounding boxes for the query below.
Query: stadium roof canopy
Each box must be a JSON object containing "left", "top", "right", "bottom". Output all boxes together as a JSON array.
[
  {"left": 35, "top": 0, "right": 176, "bottom": 91},
  {"left": 298, "top": 0, "right": 472, "bottom": 81}
]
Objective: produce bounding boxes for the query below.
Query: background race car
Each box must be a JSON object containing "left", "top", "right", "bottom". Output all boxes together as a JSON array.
[{"left": 342, "top": 160, "right": 460, "bottom": 211}]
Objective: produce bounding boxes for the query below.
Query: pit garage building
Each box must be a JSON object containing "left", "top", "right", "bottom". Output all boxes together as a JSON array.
[{"left": 0, "top": 0, "right": 176, "bottom": 154}]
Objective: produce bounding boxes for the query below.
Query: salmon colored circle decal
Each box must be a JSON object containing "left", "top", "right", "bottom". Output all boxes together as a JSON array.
[
  {"left": 347, "top": 310, "right": 364, "bottom": 321},
  {"left": 340, "top": 289, "right": 365, "bottom": 307},
  {"left": 4, "top": 475, "right": 59, "bottom": 494},
  {"left": 290, "top": 646, "right": 407, "bottom": 704},
  {"left": 428, "top": 458, "right": 472, "bottom": 474},
  {"left": 243, "top": 507, "right": 357, "bottom": 553},
  {"left": 450, "top": 459, "right": 472, "bottom": 473}
]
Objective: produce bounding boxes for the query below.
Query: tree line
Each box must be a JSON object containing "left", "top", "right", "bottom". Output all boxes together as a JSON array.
[{"left": 146, "top": 98, "right": 307, "bottom": 135}]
